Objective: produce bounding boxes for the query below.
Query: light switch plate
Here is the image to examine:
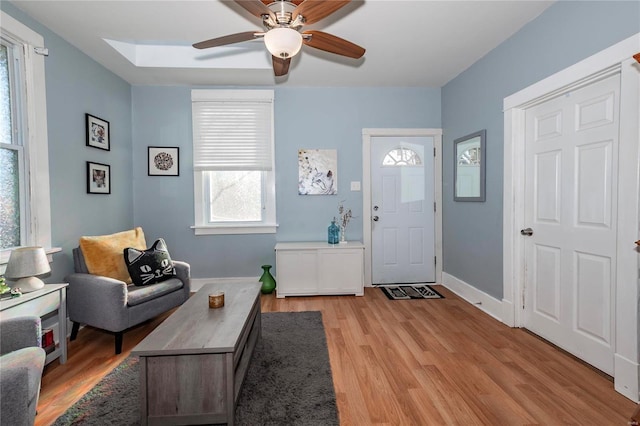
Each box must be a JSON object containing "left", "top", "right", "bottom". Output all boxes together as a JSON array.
[{"left": 350, "top": 181, "right": 361, "bottom": 191}]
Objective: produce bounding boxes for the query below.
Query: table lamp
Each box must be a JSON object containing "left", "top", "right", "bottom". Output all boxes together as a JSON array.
[{"left": 4, "top": 246, "right": 51, "bottom": 292}]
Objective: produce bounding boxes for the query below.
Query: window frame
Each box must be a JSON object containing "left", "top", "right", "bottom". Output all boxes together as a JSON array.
[
  {"left": 0, "top": 11, "right": 52, "bottom": 265},
  {"left": 191, "top": 89, "right": 277, "bottom": 235}
]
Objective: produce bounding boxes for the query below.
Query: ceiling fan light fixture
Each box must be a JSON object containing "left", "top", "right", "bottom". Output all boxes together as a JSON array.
[{"left": 264, "top": 27, "right": 302, "bottom": 58}]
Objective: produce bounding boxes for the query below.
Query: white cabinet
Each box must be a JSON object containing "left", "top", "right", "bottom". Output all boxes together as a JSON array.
[
  {"left": 276, "top": 249, "right": 318, "bottom": 296},
  {"left": 275, "top": 242, "right": 364, "bottom": 298}
]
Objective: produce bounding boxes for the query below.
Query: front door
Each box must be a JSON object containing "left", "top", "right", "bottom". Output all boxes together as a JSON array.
[
  {"left": 523, "top": 73, "right": 620, "bottom": 374},
  {"left": 370, "top": 136, "right": 435, "bottom": 284}
]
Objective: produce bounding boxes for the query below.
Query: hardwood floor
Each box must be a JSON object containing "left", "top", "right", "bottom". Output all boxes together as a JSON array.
[{"left": 36, "top": 286, "right": 634, "bottom": 425}]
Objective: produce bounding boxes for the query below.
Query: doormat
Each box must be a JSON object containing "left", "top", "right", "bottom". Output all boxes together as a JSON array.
[{"left": 380, "top": 284, "right": 444, "bottom": 300}]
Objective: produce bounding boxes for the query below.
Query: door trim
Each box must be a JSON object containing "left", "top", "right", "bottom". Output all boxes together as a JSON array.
[
  {"left": 503, "top": 33, "right": 640, "bottom": 401},
  {"left": 362, "top": 128, "right": 443, "bottom": 287}
]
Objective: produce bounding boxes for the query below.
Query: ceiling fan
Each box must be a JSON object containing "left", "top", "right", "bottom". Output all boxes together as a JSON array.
[{"left": 192, "top": 0, "right": 365, "bottom": 77}]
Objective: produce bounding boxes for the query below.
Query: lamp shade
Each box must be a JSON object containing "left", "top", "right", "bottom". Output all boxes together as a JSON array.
[
  {"left": 264, "top": 28, "right": 303, "bottom": 58},
  {"left": 5, "top": 246, "right": 50, "bottom": 292}
]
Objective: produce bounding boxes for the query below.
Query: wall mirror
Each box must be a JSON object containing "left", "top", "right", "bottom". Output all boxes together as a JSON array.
[{"left": 454, "top": 129, "right": 486, "bottom": 202}]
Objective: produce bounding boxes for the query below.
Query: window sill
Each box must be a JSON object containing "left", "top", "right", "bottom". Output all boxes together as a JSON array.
[{"left": 191, "top": 224, "right": 278, "bottom": 235}]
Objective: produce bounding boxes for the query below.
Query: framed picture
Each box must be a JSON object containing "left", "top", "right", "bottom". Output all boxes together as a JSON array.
[
  {"left": 148, "top": 146, "right": 179, "bottom": 176},
  {"left": 87, "top": 161, "right": 111, "bottom": 194},
  {"left": 86, "top": 113, "right": 110, "bottom": 151}
]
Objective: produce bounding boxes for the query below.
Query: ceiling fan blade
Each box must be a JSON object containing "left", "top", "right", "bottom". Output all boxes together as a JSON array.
[
  {"left": 293, "top": 0, "right": 351, "bottom": 25},
  {"left": 272, "top": 56, "right": 291, "bottom": 76},
  {"left": 235, "top": 0, "right": 275, "bottom": 20},
  {"left": 193, "top": 31, "right": 259, "bottom": 49},
  {"left": 302, "top": 30, "right": 365, "bottom": 59}
]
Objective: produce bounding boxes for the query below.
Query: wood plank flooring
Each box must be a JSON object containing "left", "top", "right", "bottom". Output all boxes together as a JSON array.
[{"left": 36, "top": 286, "right": 635, "bottom": 425}]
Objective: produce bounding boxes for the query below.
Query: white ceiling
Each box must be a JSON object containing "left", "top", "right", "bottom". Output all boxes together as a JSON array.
[{"left": 8, "top": 0, "right": 554, "bottom": 87}]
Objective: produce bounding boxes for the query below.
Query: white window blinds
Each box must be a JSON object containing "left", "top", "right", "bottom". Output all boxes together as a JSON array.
[{"left": 192, "top": 90, "right": 274, "bottom": 171}]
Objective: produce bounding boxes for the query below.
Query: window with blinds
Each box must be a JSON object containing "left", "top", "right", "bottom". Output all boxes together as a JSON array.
[{"left": 191, "top": 90, "right": 277, "bottom": 235}]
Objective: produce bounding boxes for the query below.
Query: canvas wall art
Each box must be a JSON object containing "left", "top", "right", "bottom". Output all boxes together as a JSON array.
[{"left": 298, "top": 149, "right": 337, "bottom": 195}]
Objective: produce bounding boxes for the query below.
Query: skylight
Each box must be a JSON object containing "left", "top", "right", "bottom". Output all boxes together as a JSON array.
[{"left": 103, "top": 39, "right": 272, "bottom": 70}]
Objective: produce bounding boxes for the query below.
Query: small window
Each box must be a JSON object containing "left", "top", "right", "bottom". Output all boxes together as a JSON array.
[{"left": 382, "top": 147, "right": 422, "bottom": 166}]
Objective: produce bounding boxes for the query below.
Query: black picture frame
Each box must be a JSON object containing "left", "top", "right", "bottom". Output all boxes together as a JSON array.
[
  {"left": 454, "top": 129, "right": 486, "bottom": 202},
  {"left": 148, "top": 146, "right": 180, "bottom": 176},
  {"left": 86, "top": 113, "right": 110, "bottom": 151},
  {"left": 86, "top": 161, "right": 111, "bottom": 194}
]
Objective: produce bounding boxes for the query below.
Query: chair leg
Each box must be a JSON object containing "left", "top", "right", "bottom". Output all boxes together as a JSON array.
[
  {"left": 70, "top": 322, "right": 80, "bottom": 341},
  {"left": 115, "top": 332, "right": 123, "bottom": 355}
]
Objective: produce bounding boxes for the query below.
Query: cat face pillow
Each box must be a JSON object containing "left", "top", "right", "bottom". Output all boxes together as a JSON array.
[{"left": 124, "top": 238, "right": 176, "bottom": 286}]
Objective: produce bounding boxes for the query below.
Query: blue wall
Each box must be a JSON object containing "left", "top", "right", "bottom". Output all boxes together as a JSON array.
[
  {"left": 441, "top": 1, "right": 640, "bottom": 299},
  {"left": 132, "top": 86, "right": 441, "bottom": 278},
  {"left": 1, "top": 3, "right": 133, "bottom": 283}
]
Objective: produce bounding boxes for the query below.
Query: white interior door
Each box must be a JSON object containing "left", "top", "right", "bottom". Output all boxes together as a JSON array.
[
  {"left": 523, "top": 74, "right": 620, "bottom": 374},
  {"left": 370, "top": 136, "right": 435, "bottom": 284}
]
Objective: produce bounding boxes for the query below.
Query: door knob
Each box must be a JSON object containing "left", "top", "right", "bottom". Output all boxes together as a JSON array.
[
  {"left": 373, "top": 216, "right": 379, "bottom": 222},
  {"left": 520, "top": 228, "right": 533, "bottom": 236}
]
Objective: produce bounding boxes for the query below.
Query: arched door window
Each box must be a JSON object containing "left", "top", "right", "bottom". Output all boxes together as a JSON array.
[
  {"left": 458, "top": 146, "right": 480, "bottom": 165},
  {"left": 382, "top": 147, "right": 422, "bottom": 166}
]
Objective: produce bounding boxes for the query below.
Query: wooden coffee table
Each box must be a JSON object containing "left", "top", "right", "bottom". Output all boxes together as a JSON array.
[{"left": 132, "top": 282, "right": 262, "bottom": 425}]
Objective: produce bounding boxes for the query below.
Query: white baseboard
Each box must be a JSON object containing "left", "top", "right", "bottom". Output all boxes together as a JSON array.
[
  {"left": 440, "top": 272, "right": 503, "bottom": 322},
  {"left": 501, "top": 298, "right": 516, "bottom": 327},
  {"left": 614, "top": 353, "right": 640, "bottom": 402},
  {"left": 191, "top": 277, "right": 260, "bottom": 293}
]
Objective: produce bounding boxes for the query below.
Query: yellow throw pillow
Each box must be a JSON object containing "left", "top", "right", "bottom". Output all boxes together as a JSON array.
[{"left": 79, "top": 227, "right": 147, "bottom": 283}]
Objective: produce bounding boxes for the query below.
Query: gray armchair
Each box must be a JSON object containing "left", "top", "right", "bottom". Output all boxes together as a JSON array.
[
  {"left": 65, "top": 247, "right": 191, "bottom": 354},
  {"left": 0, "top": 316, "right": 46, "bottom": 426}
]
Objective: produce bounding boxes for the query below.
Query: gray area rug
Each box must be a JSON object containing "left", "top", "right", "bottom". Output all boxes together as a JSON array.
[{"left": 53, "top": 311, "right": 338, "bottom": 425}]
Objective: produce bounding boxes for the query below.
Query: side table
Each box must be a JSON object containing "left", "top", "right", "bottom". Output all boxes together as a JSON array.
[{"left": 0, "top": 283, "right": 68, "bottom": 365}]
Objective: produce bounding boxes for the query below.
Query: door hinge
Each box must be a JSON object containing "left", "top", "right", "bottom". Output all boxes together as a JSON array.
[
  {"left": 434, "top": 256, "right": 437, "bottom": 266},
  {"left": 433, "top": 147, "right": 436, "bottom": 157},
  {"left": 434, "top": 202, "right": 436, "bottom": 212}
]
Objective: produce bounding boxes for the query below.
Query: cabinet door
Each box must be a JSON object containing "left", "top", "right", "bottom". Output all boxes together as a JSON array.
[
  {"left": 318, "top": 249, "right": 364, "bottom": 295},
  {"left": 276, "top": 250, "right": 318, "bottom": 296}
]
